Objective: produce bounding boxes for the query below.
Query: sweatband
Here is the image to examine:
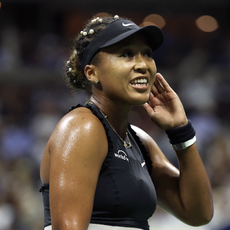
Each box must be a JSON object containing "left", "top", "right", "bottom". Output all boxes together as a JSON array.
[{"left": 165, "top": 120, "right": 195, "bottom": 144}]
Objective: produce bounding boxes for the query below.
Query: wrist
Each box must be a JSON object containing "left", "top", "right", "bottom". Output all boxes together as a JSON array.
[
  {"left": 165, "top": 120, "right": 196, "bottom": 151},
  {"left": 173, "top": 119, "right": 189, "bottom": 129}
]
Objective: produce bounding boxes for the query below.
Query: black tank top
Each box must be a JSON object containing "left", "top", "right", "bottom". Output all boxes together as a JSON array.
[{"left": 40, "top": 103, "right": 157, "bottom": 230}]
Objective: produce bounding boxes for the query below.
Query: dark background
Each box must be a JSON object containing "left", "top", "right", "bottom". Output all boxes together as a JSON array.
[{"left": 0, "top": 1, "right": 230, "bottom": 229}]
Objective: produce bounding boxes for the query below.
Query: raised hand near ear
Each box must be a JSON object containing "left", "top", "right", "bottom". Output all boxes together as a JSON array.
[{"left": 143, "top": 73, "right": 188, "bottom": 130}]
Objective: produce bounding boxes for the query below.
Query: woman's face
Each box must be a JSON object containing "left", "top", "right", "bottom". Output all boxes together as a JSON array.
[{"left": 93, "top": 33, "right": 157, "bottom": 106}]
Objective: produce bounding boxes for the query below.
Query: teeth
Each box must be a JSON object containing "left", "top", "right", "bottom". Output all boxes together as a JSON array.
[{"left": 132, "top": 78, "right": 147, "bottom": 84}]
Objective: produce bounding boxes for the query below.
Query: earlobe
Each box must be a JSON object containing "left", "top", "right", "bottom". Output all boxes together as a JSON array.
[{"left": 84, "top": 65, "right": 99, "bottom": 84}]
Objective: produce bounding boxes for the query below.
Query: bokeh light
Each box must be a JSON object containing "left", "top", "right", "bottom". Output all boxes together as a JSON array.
[
  {"left": 195, "top": 15, "right": 219, "bottom": 32},
  {"left": 142, "top": 14, "right": 166, "bottom": 29}
]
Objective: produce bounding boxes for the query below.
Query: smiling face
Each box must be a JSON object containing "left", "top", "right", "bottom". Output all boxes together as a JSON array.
[{"left": 88, "top": 33, "right": 157, "bottom": 107}]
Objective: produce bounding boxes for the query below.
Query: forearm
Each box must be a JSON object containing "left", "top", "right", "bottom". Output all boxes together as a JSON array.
[{"left": 176, "top": 143, "right": 213, "bottom": 225}]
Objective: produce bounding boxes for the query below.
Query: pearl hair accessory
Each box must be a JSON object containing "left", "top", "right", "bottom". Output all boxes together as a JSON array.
[
  {"left": 81, "top": 15, "right": 118, "bottom": 37},
  {"left": 89, "top": 29, "right": 94, "bottom": 34},
  {"left": 68, "top": 67, "right": 72, "bottom": 72},
  {"left": 80, "top": 29, "right": 94, "bottom": 36},
  {"left": 80, "top": 31, "right": 87, "bottom": 36},
  {"left": 91, "top": 17, "right": 102, "bottom": 23},
  {"left": 96, "top": 17, "right": 102, "bottom": 22}
]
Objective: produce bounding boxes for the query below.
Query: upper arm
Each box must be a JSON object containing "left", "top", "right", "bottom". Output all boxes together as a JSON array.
[
  {"left": 49, "top": 109, "right": 108, "bottom": 230},
  {"left": 131, "top": 125, "right": 181, "bottom": 213}
]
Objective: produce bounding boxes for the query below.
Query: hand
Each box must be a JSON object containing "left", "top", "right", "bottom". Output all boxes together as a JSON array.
[{"left": 143, "top": 73, "right": 188, "bottom": 130}]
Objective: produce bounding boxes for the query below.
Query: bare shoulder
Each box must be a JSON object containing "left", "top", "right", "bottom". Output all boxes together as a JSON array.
[
  {"left": 130, "top": 125, "right": 160, "bottom": 156},
  {"left": 40, "top": 107, "right": 108, "bottom": 184},
  {"left": 50, "top": 107, "right": 107, "bottom": 148},
  {"left": 52, "top": 107, "right": 105, "bottom": 139},
  {"left": 130, "top": 125, "right": 178, "bottom": 175}
]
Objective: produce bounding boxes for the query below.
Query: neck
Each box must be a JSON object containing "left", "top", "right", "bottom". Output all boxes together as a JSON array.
[{"left": 89, "top": 96, "right": 131, "bottom": 140}]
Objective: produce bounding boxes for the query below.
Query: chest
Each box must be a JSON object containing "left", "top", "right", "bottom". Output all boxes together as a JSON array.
[{"left": 92, "top": 131, "right": 157, "bottom": 220}]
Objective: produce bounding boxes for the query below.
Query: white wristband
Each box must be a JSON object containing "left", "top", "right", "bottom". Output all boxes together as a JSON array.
[{"left": 172, "top": 136, "right": 196, "bottom": 151}]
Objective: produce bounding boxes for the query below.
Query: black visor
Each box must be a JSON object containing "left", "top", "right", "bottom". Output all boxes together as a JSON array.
[{"left": 81, "top": 19, "right": 164, "bottom": 70}]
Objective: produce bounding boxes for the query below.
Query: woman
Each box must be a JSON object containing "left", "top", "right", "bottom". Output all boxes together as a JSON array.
[{"left": 40, "top": 15, "right": 213, "bottom": 230}]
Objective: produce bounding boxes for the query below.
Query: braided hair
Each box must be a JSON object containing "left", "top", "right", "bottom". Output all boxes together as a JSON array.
[{"left": 65, "top": 15, "right": 124, "bottom": 94}]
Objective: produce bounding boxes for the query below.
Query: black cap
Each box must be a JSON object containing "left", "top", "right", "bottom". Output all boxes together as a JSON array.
[{"left": 81, "top": 18, "right": 164, "bottom": 70}]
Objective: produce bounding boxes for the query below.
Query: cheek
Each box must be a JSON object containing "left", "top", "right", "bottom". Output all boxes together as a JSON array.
[
  {"left": 149, "top": 62, "right": 157, "bottom": 85},
  {"left": 151, "top": 61, "right": 157, "bottom": 74},
  {"left": 149, "top": 73, "right": 156, "bottom": 87}
]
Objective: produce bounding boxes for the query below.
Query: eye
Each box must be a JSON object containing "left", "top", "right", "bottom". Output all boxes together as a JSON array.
[
  {"left": 144, "top": 49, "right": 153, "bottom": 58},
  {"left": 120, "top": 50, "right": 133, "bottom": 58}
]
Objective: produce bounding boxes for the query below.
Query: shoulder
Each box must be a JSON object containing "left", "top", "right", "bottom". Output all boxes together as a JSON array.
[
  {"left": 130, "top": 125, "right": 159, "bottom": 153},
  {"left": 57, "top": 107, "right": 103, "bottom": 132},
  {"left": 53, "top": 107, "right": 106, "bottom": 139},
  {"left": 41, "top": 106, "right": 108, "bottom": 184},
  {"left": 49, "top": 106, "right": 108, "bottom": 158},
  {"left": 130, "top": 125, "right": 178, "bottom": 174}
]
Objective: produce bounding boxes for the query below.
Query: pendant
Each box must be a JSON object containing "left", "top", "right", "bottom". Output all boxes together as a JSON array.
[{"left": 124, "top": 141, "right": 132, "bottom": 149}]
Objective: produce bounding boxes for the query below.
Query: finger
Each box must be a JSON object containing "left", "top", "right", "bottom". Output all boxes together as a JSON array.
[
  {"left": 154, "top": 74, "right": 166, "bottom": 93},
  {"left": 148, "top": 92, "right": 155, "bottom": 108},
  {"left": 155, "top": 73, "right": 173, "bottom": 92},
  {"left": 151, "top": 84, "right": 159, "bottom": 97}
]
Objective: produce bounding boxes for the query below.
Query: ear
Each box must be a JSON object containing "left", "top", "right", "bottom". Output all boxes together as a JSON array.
[{"left": 84, "top": 65, "right": 99, "bottom": 84}]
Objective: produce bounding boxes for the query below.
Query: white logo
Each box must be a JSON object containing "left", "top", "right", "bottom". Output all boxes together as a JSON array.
[
  {"left": 141, "top": 162, "right": 146, "bottom": 167},
  {"left": 114, "top": 150, "right": 129, "bottom": 162},
  {"left": 122, "top": 22, "right": 135, "bottom": 27}
]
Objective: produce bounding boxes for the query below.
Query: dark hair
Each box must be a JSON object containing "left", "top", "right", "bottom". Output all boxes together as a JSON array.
[{"left": 65, "top": 14, "right": 125, "bottom": 94}]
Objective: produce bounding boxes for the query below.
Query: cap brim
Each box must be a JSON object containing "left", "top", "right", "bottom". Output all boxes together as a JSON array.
[{"left": 101, "top": 25, "right": 164, "bottom": 52}]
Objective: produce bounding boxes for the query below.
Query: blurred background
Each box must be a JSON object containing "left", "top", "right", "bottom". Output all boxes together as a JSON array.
[{"left": 0, "top": 0, "right": 230, "bottom": 229}]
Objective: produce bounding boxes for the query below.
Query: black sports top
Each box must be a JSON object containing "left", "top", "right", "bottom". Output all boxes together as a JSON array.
[{"left": 40, "top": 103, "right": 157, "bottom": 230}]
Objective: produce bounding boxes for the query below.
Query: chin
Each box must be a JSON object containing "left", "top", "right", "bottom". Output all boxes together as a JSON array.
[
  {"left": 131, "top": 97, "right": 149, "bottom": 106},
  {"left": 126, "top": 92, "right": 149, "bottom": 106}
]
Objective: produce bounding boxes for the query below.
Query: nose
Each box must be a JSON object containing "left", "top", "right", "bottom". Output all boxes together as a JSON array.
[{"left": 133, "top": 54, "right": 149, "bottom": 73}]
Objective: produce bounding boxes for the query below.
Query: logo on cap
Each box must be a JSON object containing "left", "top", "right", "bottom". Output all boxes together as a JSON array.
[{"left": 122, "top": 22, "right": 135, "bottom": 27}]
